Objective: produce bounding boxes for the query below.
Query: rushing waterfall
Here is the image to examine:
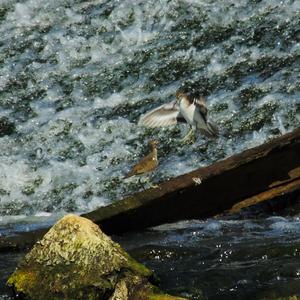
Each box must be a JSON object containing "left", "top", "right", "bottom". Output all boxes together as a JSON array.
[{"left": 0, "top": 0, "right": 299, "bottom": 217}]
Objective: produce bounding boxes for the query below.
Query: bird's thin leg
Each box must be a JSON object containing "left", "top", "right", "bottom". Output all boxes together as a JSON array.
[
  {"left": 138, "top": 177, "right": 147, "bottom": 191},
  {"left": 143, "top": 176, "right": 159, "bottom": 189},
  {"left": 181, "top": 126, "right": 196, "bottom": 144}
]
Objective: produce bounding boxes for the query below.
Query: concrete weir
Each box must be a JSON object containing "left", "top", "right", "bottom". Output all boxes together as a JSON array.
[{"left": 1, "top": 128, "right": 300, "bottom": 251}]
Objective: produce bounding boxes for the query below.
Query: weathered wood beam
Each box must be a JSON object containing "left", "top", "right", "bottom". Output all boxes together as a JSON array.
[
  {"left": 83, "top": 128, "right": 300, "bottom": 234},
  {"left": 228, "top": 177, "right": 300, "bottom": 214},
  {"left": 1, "top": 128, "right": 300, "bottom": 251}
]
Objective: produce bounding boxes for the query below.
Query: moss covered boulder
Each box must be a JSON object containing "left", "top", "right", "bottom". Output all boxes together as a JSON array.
[{"left": 7, "top": 214, "right": 186, "bottom": 300}]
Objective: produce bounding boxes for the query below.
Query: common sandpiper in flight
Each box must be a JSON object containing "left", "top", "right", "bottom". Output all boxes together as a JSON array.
[{"left": 138, "top": 90, "right": 218, "bottom": 143}]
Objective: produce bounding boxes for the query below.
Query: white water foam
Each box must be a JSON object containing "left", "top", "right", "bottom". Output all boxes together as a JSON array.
[{"left": 0, "top": 0, "right": 299, "bottom": 221}]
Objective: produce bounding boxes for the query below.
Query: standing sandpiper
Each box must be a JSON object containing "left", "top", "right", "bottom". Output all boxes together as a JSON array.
[
  {"left": 138, "top": 90, "right": 218, "bottom": 143},
  {"left": 125, "top": 140, "right": 159, "bottom": 178}
]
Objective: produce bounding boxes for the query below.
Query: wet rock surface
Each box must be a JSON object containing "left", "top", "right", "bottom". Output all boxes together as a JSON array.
[{"left": 7, "top": 214, "right": 185, "bottom": 300}]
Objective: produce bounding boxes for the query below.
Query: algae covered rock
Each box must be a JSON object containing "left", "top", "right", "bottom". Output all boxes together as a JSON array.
[
  {"left": 0, "top": 116, "right": 15, "bottom": 137},
  {"left": 7, "top": 214, "right": 186, "bottom": 300}
]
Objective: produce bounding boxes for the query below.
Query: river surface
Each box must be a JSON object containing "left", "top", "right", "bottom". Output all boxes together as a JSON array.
[{"left": 0, "top": 0, "right": 300, "bottom": 299}]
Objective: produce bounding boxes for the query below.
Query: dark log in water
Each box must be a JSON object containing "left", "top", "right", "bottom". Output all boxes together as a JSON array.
[
  {"left": 1, "top": 128, "right": 300, "bottom": 251},
  {"left": 84, "top": 127, "right": 300, "bottom": 234},
  {"left": 228, "top": 177, "right": 300, "bottom": 214}
]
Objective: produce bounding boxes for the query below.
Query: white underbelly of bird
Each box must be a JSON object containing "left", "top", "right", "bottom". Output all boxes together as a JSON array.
[{"left": 179, "top": 98, "right": 206, "bottom": 131}]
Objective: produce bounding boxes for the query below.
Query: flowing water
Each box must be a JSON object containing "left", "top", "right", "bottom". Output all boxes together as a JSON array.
[{"left": 0, "top": 0, "right": 300, "bottom": 298}]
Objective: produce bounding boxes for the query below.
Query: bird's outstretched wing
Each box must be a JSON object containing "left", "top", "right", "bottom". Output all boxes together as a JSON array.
[{"left": 138, "top": 100, "right": 185, "bottom": 128}]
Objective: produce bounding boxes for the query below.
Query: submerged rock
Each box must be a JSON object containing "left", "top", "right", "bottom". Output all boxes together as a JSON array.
[
  {"left": 7, "top": 214, "right": 185, "bottom": 300},
  {"left": 0, "top": 117, "right": 15, "bottom": 137}
]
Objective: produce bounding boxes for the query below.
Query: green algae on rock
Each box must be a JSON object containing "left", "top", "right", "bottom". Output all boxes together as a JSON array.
[
  {"left": 0, "top": 116, "right": 15, "bottom": 137},
  {"left": 7, "top": 214, "right": 186, "bottom": 300}
]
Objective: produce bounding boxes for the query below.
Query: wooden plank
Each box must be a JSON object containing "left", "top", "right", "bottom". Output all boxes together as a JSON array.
[
  {"left": 1, "top": 128, "right": 300, "bottom": 251},
  {"left": 228, "top": 178, "right": 300, "bottom": 214},
  {"left": 83, "top": 127, "right": 300, "bottom": 233}
]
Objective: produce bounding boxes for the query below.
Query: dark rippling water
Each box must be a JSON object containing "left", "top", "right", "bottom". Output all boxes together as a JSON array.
[{"left": 0, "top": 0, "right": 300, "bottom": 299}]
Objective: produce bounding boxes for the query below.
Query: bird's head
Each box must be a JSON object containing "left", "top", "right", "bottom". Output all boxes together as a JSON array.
[
  {"left": 148, "top": 139, "right": 159, "bottom": 149},
  {"left": 175, "top": 89, "right": 187, "bottom": 100}
]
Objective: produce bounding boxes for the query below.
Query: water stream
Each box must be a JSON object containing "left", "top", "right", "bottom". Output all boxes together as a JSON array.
[{"left": 0, "top": 0, "right": 300, "bottom": 298}]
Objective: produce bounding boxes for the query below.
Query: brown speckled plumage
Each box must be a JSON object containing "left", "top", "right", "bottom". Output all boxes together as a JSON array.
[{"left": 125, "top": 140, "right": 158, "bottom": 178}]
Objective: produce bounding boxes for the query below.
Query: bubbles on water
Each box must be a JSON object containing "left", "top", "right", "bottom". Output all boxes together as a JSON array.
[
  {"left": 114, "top": 216, "right": 300, "bottom": 299},
  {"left": 94, "top": 93, "right": 125, "bottom": 108},
  {"left": 270, "top": 220, "right": 300, "bottom": 233},
  {"left": 204, "top": 220, "right": 222, "bottom": 233}
]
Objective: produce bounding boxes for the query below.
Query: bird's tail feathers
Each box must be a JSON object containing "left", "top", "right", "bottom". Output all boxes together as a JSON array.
[
  {"left": 198, "top": 121, "right": 219, "bottom": 138},
  {"left": 124, "top": 170, "right": 135, "bottom": 179}
]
